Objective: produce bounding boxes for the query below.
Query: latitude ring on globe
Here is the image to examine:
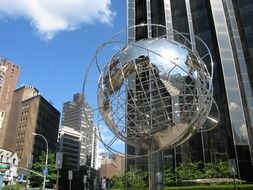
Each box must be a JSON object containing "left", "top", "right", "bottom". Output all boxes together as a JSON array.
[{"left": 83, "top": 24, "right": 220, "bottom": 158}]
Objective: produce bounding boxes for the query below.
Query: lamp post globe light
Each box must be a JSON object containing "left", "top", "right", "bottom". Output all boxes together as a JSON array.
[{"left": 32, "top": 132, "right": 49, "bottom": 190}]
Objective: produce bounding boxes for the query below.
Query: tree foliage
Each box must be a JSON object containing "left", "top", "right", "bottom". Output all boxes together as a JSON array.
[
  {"left": 110, "top": 169, "right": 148, "bottom": 190},
  {"left": 29, "top": 151, "right": 58, "bottom": 188},
  {"left": 110, "top": 161, "right": 233, "bottom": 188},
  {"left": 2, "top": 184, "right": 22, "bottom": 190},
  {"left": 204, "top": 160, "right": 232, "bottom": 178},
  {"left": 164, "top": 160, "right": 233, "bottom": 185},
  {"left": 177, "top": 161, "right": 204, "bottom": 181},
  {"left": 164, "top": 167, "right": 177, "bottom": 186}
]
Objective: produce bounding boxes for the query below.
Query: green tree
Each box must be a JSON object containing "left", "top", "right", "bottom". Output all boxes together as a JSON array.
[
  {"left": 204, "top": 160, "right": 232, "bottom": 178},
  {"left": 177, "top": 162, "right": 204, "bottom": 182},
  {"left": 215, "top": 160, "right": 232, "bottom": 178},
  {"left": 204, "top": 162, "right": 217, "bottom": 178},
  {"left": 110, "top": 173, "right": 125, "bottom": 188},
  {"left": 29, "top": 151, "right": 58, "bottom": 188},
  {"left": 110, "top": 169, "right": 148, "bottom": 190},
  {"left": 164, "top": 167, "right": 177, "bottom": 186},
  {"left": 2, "top": 184, "right": 22, "bottom": 190},
  {"left": 163, "top": 160, "right": 233, "bottom": 186}
]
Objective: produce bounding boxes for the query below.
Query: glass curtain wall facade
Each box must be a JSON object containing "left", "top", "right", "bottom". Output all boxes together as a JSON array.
[{"left": 127, "top": 0, "right": 253, "bottom": 181}]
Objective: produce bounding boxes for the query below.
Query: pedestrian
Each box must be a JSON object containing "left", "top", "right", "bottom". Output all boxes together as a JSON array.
[{"left": 101, "top": 177, "right": 107, "bottom": 190}]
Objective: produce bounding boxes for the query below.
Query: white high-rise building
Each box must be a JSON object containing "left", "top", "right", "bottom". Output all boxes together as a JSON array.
[
  {"left": 61, "top": 93, "right": 97, "bottom": 168},
  {"left": 58, "top": 126, "right": 81, "bottom": 171}
]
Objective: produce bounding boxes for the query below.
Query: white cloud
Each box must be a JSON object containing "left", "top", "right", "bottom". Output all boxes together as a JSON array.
[
  {"left": 229, "top": 102, "right": 240, "bottom": 110},
  {"left": 239, "top": 124, "right": 248, "bottom": 140},
  {"left": 0, "top": 0, "right": 115, "bottom": 40}
]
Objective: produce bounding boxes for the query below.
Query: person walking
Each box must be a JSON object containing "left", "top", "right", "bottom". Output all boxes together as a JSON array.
[{"left": 101, "top": 177, "right": 107, "bottom": 190}]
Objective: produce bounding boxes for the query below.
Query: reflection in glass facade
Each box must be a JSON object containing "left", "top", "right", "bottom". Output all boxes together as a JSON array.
[{"left": 127, "top": 0, "right": 253, "bottom": 182}]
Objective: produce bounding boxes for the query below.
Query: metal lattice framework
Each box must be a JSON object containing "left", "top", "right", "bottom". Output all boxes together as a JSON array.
[{"left": 83, "top": 24, "right": 219, "bottom": 157}]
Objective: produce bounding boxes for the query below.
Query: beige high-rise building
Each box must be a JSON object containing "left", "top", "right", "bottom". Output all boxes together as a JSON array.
[
  {"left": 0, "top": 59, "right": 20, "bottom": 147},
  {"left": 100, "top": 153, "right": 125, "bottom": 178},
  {"left": 2, "top": 86, "right": 39, "bottom": 151},
  {"left": 2, "top": 86, "right": 60, "bottom": 167}
]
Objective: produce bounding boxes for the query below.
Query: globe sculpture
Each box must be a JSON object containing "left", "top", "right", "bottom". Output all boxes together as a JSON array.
[{"left": 83, "top": 24, "right": 219, "bottom": 156}]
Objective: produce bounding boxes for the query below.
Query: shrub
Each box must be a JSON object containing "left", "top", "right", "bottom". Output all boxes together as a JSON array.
[
  {"left": 164, "top": 160, "right": 234, "bottom": 185},
  {"left": 110, "top": 169, "right": 148, "bottom": 190},
  {"left": 164, "top": 184, "right": 253, "bottom": 190},
  {"left": 110, "top": 184, "right": 253, "bottom": 190},
  {"left": 2, "top": 184, "right": 23, "bottom": 190}
]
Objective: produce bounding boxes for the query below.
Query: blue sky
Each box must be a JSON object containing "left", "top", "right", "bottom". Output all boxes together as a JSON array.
[
  {"left": 0, "top": 0, "right": 126, "bottom": 154},
  {"left": 0, "top": 0, "right": 126, "bottom": 112}
]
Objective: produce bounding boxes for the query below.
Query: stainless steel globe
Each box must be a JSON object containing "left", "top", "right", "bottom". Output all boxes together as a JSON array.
[{"left": 98, "top": 38, "right": 214, "bottom": 151}]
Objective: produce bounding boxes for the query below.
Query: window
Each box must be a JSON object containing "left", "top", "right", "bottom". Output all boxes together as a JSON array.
[{"left": 13, "top": 158, "right": 16, "bottom": 165}]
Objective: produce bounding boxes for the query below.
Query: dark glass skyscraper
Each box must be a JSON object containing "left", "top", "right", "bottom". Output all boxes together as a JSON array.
[{"left": 127, "top": 0, "right": 253, "bottom": 181}]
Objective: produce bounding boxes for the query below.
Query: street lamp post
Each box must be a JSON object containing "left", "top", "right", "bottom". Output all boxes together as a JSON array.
[{"left": 32, "top": 133, "right": 49, "bottom": 190}]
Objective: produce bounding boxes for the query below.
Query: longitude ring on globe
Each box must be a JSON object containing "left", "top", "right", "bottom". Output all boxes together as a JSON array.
[{"left": 83, "top": 24, "right": 220, "bottom": 158}]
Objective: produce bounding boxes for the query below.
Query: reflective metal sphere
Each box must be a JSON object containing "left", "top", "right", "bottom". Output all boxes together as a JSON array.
[{"left": 98, "top": 38, "right": 213, "bottom": 150}]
